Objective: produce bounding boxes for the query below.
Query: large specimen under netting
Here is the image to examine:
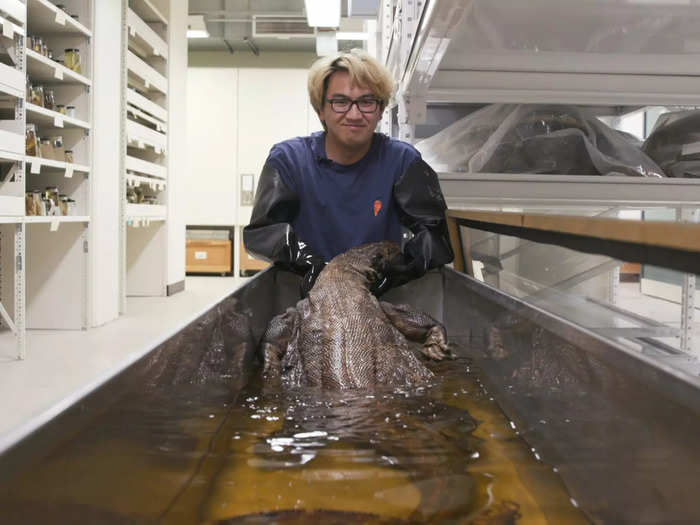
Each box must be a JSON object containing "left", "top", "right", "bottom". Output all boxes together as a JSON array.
[{"left": 259, "top": 242, "right": 452, "bottom": 390}]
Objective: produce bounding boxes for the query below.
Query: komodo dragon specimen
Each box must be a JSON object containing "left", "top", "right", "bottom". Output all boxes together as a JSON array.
[{"left": 260, "top": 241, "right": 452, "bottom": 389}]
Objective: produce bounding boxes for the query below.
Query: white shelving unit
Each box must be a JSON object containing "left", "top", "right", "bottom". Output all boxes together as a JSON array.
[
  {"left": 381, "top": 0, "right": 700, "bottom": 205},
  {"left": 1, "top": 0, "right": 183, "bottom": 354},
  {"left": 123, "top": 0, "right": 169, "bottom": 299},
  {"left": 1, "top": 0, "right": 27, "bottom": 358},
  {"left": 27, "top": 0, "right": 91, "bottom": 37},
  {"left": 22, "top": 0, "right": 93, "bottom": 336},
  {"left": 381, "top": 0, "right": 700, "bottom": 354}
]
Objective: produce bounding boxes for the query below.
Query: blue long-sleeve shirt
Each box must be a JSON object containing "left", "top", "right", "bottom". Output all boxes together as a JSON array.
[{"left": 265, "top": 131, "right": 420, "bottom": 262}]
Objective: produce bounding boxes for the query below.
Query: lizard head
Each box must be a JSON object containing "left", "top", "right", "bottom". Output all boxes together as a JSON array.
[{"left": 328, "top": 241, "right": 401, "bottom": 285}]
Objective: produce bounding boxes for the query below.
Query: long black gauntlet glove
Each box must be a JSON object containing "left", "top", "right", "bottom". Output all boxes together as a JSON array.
[
  {"left": 243, "top": 161, "right": 326, "bottom": 296},
  {"left": 371, "top": 159, "right": 453, "bottom": 295}
]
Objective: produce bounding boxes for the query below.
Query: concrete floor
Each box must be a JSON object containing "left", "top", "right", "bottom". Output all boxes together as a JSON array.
[
  {"left": 0, "top": 275, "right": 246, "bottom": 452},
  {"left": 0, "top": 277, "right": 697, "bottom": 454}
]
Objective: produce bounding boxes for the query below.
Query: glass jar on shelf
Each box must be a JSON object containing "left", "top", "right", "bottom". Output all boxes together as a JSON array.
[
  {"left": 32, "top": 191, "right": 43, "bottom": 216},
  {"left": 64, "top": 49, "right": 81, "bottom": 73},
  {"left": 32, "top": 36, "right": 41, "bottom": 53},
  {"left": 31, "top": 85, "right": 44, "bottom": 107},
  {"left": 25, "top": 124, "right": 38, "bottom": 157},
  {"left": 126, "top": 188, "right": 137, "bottom": 204},
  {"left": 59, "top": 195, "right": 69, "bottom": 216},
  {"left": 44, "top": 89, "right": 56, "bottom": 111},
  {"left": 67, "top": 198, "right": 76, "bottom": 216},
  {"left": 56, "top": 104, "right": 66, "bottom": 115},
  {"left": 64, "top": 150, "right": 74, "bottom": 163},
  {"left": 44, "top": 186, "right": 60, "bottom": 215},
  {"left": 134, "top": 186, "right": 144, "bottom": 203},
  {"left": 25, "top": 193, "right": 35, "bottom": 216},
  {"left": 39, "top": 138, "right": 52, "bottom": 159},
  {"left": 66, "top": 106, "right": 76, "bottom": 118}
]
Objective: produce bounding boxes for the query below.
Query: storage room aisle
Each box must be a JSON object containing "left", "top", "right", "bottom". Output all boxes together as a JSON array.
[{"left": 0, "top": 275, "right": 245, "bottom": 448}]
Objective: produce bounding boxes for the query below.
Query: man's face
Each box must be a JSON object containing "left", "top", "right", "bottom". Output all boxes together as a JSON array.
[{"left": 319, "top": 71, "right": 383, "bottom": 151}]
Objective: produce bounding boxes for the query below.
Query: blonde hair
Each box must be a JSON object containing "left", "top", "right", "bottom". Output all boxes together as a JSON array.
[{"left": 308, "top": 49, "right": 394, "bottom": 117}]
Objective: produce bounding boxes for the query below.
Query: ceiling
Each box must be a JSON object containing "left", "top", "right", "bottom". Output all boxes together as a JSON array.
[{"left": 187, "top": 0, "right": 379, "bottom": 54}]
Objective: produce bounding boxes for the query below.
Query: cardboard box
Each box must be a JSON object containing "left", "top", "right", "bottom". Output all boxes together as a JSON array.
[
  {"left": 240, "top": 239, "right": 269, "bottom": 273},
  {"left": 620, "top": 262, "right": 641, "bottom": 274},
  {"left": 186, "top": 239, "right": 232, "bottom": 274}
]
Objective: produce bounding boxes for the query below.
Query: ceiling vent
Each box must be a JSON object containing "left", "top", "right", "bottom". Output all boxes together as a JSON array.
[{"left": 252, "top": 15, "right": 317, "bottom": 39}]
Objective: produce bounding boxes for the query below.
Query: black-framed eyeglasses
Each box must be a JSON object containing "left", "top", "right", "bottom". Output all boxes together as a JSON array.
[{"left": 325, "top": 97, "right": 381, "bottom": 114}]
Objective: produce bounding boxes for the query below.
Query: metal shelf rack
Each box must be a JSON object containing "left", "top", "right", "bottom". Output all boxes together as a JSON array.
[{"left": 381, "top": 0, "right": 700, "bottom": 357}]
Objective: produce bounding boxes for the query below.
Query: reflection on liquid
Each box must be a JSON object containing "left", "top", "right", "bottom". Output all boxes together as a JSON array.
[{"left": 0, "top": 345, "right": 588, "bottom": 524}]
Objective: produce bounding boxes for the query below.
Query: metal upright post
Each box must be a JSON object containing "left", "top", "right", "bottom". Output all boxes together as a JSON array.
[
  {"left": 15, "top": 28, "right": 26, "bottom": 359},
  {"left": 609, "top": 266, "right": 620, "bottom": 306},
  {"left": 681, "top": 272, "right": 696, "bottom": 353},
  {"left": 678, "top": 208, "right": 695, "bottom": 353},
  {"left": 379, "top": 0, "right": 394, "bottom": 137},
  {"left": 15, "top": 223, "right": 25, "bottom": 359},
  {"left": 397, "top": 94, "right": 415, "bottom": 142},
  {"left": 119, "top": 0, "right": 128, "bottom": 314},
  {"left": 379, "top": 0, "right": 393, "bottom": 65}
]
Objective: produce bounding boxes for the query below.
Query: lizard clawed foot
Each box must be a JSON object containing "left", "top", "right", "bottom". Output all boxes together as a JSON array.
[
  {"left": 421, "top": 343, "right": 450, "bottom": 360},
  {"left": 421, "top": 326, "right": 453, "bottom": 361}
]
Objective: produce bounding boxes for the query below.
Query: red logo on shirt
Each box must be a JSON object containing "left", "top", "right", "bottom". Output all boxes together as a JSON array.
[{"left": 373, "top": 200, "right": 382, "bottom": 216}]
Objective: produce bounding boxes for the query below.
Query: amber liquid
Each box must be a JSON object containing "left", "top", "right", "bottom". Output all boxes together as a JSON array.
[{"left": 1, "top": 355, "right": 590, "bottom": 524}]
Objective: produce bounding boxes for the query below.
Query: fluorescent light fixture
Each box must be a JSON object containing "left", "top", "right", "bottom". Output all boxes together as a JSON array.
[
  {"left": 187, "top": 15, "right": 209, "bottom": 38},
  {"left": 305, "top": 0, "right": 341, "bottom": 28},
  {"left": 336, "top": 32, "right": 369, "bottom": 41}
]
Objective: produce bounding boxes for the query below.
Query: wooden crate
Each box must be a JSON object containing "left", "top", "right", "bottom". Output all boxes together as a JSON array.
[
  {"left": 240, "top": 239, "right": 269, "bottom": 273},
  {"left": 186, "top": 239, "right": 232, "bottom": 274}
]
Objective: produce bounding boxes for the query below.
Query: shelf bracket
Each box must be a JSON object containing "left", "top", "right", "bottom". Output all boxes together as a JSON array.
[
  {"left": 0, "top": 300, "right": 16, "bottom": 334},
  {"left": 397, "top": 92, "right": 426, "bottom": 142}
]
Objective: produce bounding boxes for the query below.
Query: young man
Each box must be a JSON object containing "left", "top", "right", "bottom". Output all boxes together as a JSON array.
[{"left": 243, "top": 49, "right": 453, "bottom": 296}]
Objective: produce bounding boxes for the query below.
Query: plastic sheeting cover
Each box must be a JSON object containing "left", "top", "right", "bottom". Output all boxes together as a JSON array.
[
  {"left": 443, "top": 0, "right": 700, "bottom": 59},
  {"left": 643, "top": 109, "right": 700, "bottom": 178},
  {"left": 415, "top": 104, "right": 664, "bottom": 177}
]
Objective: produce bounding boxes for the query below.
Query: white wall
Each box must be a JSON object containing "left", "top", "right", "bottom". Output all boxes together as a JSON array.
[
  {"left": 89, "top": 0, "right": 122, "bottom": 326},
  {"left": 185, "top": 66, "right": 322, "bottom": 228},
  {"left": 185, "top": 68, "right": 238, "bottom": 225},
  {"left": 166, "top": 0, "right": 187, "bottom": 287},
  {"left": 236, "top": 68, "right": 313, "bottom": 225}
]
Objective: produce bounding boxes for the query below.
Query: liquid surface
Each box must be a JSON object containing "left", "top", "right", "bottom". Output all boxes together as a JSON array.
[{"left": 1, "top": 352, "right": 590, "bottom": 524}]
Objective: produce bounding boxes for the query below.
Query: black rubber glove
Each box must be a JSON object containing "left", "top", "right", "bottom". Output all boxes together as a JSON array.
[
  {"left": 300, "top": 259, "right": 327, "bottom": 297},
  {"left": 243, "top": 161, "right": 328, "bottom": 297},
  {"left": 369, "top": 251, "right": 424, "bottom": 296},
  {"left": 393, "top": 159, "right": 454, "bottom": 272},
  {"left": 369, "top": 273, "right": 391, "bottom": 296}
]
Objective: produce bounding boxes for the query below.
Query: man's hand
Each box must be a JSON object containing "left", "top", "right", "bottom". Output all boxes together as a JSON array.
[{"left": 370, "top": 252, "right": 425, "bottom": 296}]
